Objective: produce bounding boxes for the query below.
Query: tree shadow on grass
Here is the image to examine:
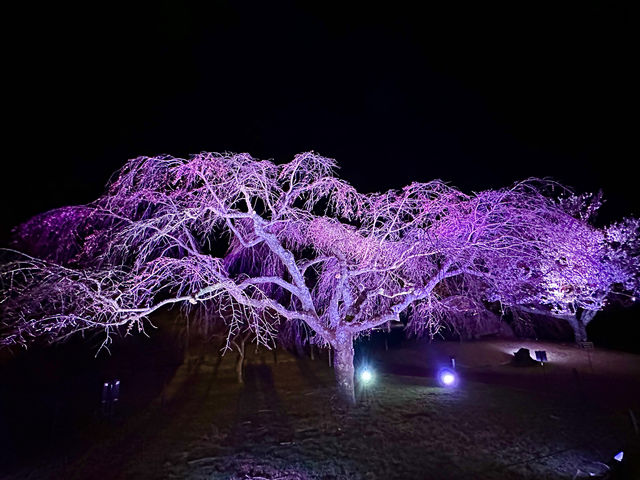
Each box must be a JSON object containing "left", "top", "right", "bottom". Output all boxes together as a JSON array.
[
  {"left": 293, "top": 355, "right": 328, "bottom": 390},
  {"left": 230, "top": 363, "right": 294, "bottom": 447}
]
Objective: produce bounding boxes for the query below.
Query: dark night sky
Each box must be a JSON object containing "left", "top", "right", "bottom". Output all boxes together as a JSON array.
[{"left": 2, "top": 1, "right": 636, "bottom": 243}]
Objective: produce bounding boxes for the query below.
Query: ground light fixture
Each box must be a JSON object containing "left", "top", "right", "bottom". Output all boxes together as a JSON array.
[
  {"left": 442, "top": 372, "right": 455, "bottom": 385},
  {"left": 534, "top": 350, "right": 548, "bottom": 364},
  {"left": 437, "top": 367, "right": 459, "bottom": 387},
  {"left": 359, "top": 367, "right": 374, "bottom": 385}
]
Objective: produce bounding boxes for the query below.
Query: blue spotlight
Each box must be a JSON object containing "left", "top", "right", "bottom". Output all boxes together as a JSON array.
[
  {"left": 437, "top": 367, "right": 459, "bottom": 387},
  {"left": 614, "top": 451, "right": 624, "bottom": 462},
  {"left": 442, "top": 372, "right": 455, "bottom": 385}
]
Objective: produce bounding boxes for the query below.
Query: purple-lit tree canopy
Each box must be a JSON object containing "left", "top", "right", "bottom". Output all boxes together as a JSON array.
[{"left": 1, "top": 152, "right": 638, "bottom": 402}]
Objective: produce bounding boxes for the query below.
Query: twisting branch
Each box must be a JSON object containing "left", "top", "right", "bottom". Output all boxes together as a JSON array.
[{"left": 0, "top": 152, "right": 637, "bottom": 375}]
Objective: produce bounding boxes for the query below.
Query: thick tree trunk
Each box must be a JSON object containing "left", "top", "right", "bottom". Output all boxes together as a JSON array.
[
  {"left": 517, "top": 306, "right": 597, "bottom": 344},
  {"left": 332, "top": 332, "right": 355, "bottom": 405},
  {"left": 581, "top": 310, "right": 597, "bottom": 327},
  {"left": 565, "top": 315, "right": 588, "bottom": 343}
]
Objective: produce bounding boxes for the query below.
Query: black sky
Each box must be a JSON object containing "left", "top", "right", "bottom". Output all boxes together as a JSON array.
[{"left": 3, "top": 1, "right": 636, "bottom": 243}]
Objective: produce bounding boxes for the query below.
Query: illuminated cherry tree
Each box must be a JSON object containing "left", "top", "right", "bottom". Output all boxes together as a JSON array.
[
  {"left": 507, "top": 196, "right": 640, "bottom": 341},
  {"left": 1, "top": 152, "right": 637, "bottom": 402}
]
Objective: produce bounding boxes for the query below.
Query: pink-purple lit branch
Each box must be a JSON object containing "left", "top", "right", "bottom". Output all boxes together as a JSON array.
[{"left": 1, "top": 152, "right": 637, "bottom": 402}]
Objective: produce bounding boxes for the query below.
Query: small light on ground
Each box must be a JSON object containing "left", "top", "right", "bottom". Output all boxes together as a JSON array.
[
  {"left": 442, "top": 373, "right": 455, "bottom": 385},
  {"left": 360, "top": 368, "right": 374, "bottom": 384},
  {"left": 614, "top": 451, "right": 624, "bottom": 462},
  {"left": 437, "top": 368, "right": 459, "bottom": 387}
]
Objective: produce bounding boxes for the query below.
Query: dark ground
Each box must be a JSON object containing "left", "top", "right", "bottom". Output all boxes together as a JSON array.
[{"left": 1, "top": 331, "right": 639, "bottom": 479}]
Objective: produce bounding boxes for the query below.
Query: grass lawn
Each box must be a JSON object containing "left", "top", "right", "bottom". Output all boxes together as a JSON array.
[{"left": 1, "top": 338, "right": 639, "bottom": 479}]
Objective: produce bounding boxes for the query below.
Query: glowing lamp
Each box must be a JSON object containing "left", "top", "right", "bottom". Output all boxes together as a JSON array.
[
  {"left": 359, "top": 368, "right": 374, "bottom": 384},
  {"left": 437, "top": 368, "right": 458, "bottom": 387},
  {"left": 442, "top": 373, "right": 455, "bottom": 385}
]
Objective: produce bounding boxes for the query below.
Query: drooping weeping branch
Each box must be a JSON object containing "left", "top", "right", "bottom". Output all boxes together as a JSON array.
[{"left": 1, "top": 152, "right": 637, "bottom": 362}]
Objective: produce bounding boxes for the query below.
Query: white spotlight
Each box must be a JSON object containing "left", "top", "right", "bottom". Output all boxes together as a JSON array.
[{"left": 360, "top": 368, "right": 374, "bottom": 384}]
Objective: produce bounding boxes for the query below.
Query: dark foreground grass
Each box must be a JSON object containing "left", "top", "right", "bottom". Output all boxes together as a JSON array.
[{"left": 2, "top": 339, "right": 639, "bottom": 479}]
